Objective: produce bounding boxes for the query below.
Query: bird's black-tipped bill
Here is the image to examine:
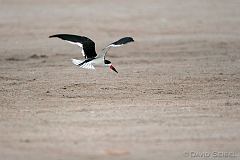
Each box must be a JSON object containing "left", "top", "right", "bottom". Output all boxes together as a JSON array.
[{"left": 110, "top": 65, "right": 118, "bottom": 73}]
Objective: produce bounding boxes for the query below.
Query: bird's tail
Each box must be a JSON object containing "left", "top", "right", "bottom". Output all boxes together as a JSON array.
[{"left": 72, "top": 59, "right": 83, "bottom": 65}]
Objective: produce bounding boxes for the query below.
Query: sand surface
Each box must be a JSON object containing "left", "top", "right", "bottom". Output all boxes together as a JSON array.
[{"left": 1, "top": 0, "right": 240, "bottom": 159}]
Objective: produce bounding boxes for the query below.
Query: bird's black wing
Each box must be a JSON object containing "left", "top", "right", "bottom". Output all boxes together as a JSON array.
[
  {"left": 49, "top": 34, "right": 97, "bottom": 59},
  {"left": 111, "top": 37, "right": 134, "bottom": 46},
  {"left": 97, "top": 37, "right": 134, "bottom": 58}
]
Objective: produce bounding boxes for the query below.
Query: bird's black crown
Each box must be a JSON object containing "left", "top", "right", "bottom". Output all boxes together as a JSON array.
[{"left": 104, "top": 60, "right": 111, "bottom": 64}]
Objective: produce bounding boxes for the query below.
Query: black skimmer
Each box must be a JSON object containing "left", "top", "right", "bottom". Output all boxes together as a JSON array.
[{"left": 49, "top": 34, "right": 134, "bottom": 73}]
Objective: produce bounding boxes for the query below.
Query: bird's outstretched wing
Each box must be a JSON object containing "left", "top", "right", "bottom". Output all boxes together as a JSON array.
[
  {"left": 49, "top": 34, "right": 97, "bottom": 59},
  {"left": 97, "top": 37, "right": 134, "bottom": 58}
]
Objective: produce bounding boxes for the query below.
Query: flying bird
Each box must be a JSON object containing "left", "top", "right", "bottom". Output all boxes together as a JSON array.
[{"left": 49, "top": 34, "right": 134, "bottom": 73}]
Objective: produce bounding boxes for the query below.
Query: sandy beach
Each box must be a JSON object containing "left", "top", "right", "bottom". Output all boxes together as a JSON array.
[{"left": 1, "top": 0, "right": 240, "bottom": 159}]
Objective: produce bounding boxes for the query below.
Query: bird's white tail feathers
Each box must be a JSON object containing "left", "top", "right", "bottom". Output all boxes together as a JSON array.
[
  {"left": 72, "top": 59, "right": 83, "bottom": 65},
  {"left": 71, "top": 58, "right": 95, "bottom": 70}
]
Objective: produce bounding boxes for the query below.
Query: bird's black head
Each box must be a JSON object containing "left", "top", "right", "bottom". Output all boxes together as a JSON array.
[
  {"left": 104, "top": 60, "right": 111, "bottom": 64},
  {"left": 105, "top": 59, "right": 118, "bottom": 73}
]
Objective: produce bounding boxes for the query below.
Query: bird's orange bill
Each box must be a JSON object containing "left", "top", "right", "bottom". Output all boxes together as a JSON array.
[{"left": 110, "top": 65, "right": 118, "bottom": 73}]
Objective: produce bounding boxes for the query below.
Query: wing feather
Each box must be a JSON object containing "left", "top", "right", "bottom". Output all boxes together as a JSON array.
[
  {"left": 97, "top": 37, "right": 134, "bottom": 58},
  {"left": 49, "top": 34, "right": 97, "bottom": 59},
  {"left": 80, "top": 62, "right": 95, "bottom": 70}
]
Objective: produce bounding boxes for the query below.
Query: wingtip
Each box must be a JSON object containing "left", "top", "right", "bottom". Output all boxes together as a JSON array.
[
  {"left": 131, "top": 37, "right": 134, "bottom": 42},
  {"left": 49, "top": 34, "right": 61, "bottom": 38},
  {"left": 49, "top": 35, "right": 55, "bottom": 38},
  {"left": 127, "top": 37, "right": 134, "bottom": 43}
]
